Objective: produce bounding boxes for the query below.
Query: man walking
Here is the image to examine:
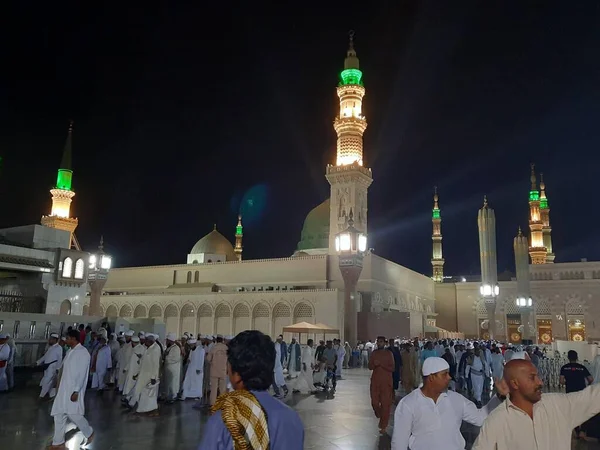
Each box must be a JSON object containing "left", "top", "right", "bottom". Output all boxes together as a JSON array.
[
  {"left": 49, "top": 330, "right": 94, "bottom": 449},
  {"left": 369, "top": 336, "right": 395, "bottom": 434}
]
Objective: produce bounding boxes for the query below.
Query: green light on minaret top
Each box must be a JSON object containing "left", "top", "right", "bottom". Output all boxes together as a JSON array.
[
  {"left": 56, "top": 121, "right": 74, "bottom": 191},
  {"left": 432, "top": 209, "right": 440, "bottom": 219},
  {"left": 529, "top": 190, "right": 539, "bottom": 202},
  {"left": 540, "top": 198, "right": 548, "bottom": 209},
  {"left": 235, "top": 215, "right": 243, "bottom": 236},
  {"left": 339, "top": 31, "right": 363, "bottom": 86}
]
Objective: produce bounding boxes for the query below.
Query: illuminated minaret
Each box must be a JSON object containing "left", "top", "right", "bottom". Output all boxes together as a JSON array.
[
  {"left": 528, "top": 164, "right": 547, "bottom": 264},
  {"left": 514, "top": 226, "right": 533, "bottom": 342},
  {"left": 539, "top": 173, "right": 555, "bottom": 263},
  {"left": 478, "top": 196, "right": 499, "bottom": 339},
  {"left": 234, "top": 215, "right": 243, "bottom": 261},
  {"left": 326, "top": 31, "right": 373, "bottom": 252},
  {"left": 431, "top": 187, "right": 444, "bottom": 282},
  {"left": 41, "top": 121, "right": 79, "bottom": 248}
]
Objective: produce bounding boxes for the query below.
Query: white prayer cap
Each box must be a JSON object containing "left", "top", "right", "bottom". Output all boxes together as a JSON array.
[
  {"left": 166, "top": 332, "right": 177, "bottom": 341},
  {"left": 188, "top": 338, "right": 197, "bottom": 344},
  {"left": 139, "top": 331, "right": 145, "bottom": 336},
  {"left": 50, "top": 333, "right": 59, "bottom": 339},
  {"left": 422, "top": 357, "right": 450, "bottom": 376},
  {"left": 0, "top": 333, "right": 9, "bottom": 339},
  {"left": 511, "top": 351, "right": 529, "bottom": 361},
  {"left": 466, "top": 343, "right": 474, "bottom": 350},
  {"left": 145, "top": 333, "right": 156, "bottom": 340},
  {"left": 125, "top": 330, "right": 135, "bottom": 337},
  {"left": 183, "top": 332, "right": 190, "bottom": 337},
  {"left": 225, "top": 335, "right": 233, "bottom": 340},
  {"left": 131, "top": 336, "right": 140, "bottom": 342}
]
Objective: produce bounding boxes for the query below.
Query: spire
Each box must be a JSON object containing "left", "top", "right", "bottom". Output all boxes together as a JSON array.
[
  {"left": 234, "top": 215, "right": 243, "bottom": 261},
  {"left": 55, "top": 121, "right": 74, "bottom": 191},
  {"left": 432, "top": 187, "right": 440, "bottom": 219},
  {"left": 340, "top": 30, "right": 362, "bottom": 85},
  {"left": 344, "top": 30, "right": 359, "bottom": 69},
  {"left": 98, "top": 235, "right": 104, "bottom": 252},
  {"left": 431, "top": 187, "right": 444, "bottom": 282},
  {"left": 235, "top": 215, "right": 243, "bottom": 236},
  {"left": 530, "top": 163, "right": 537, "bottom": 190},
  {"left": 483, "top": 195, "right": 488, "bottom": 208},
  {"left": 518, "top": 226, "right": 523, "bottom": 237}
]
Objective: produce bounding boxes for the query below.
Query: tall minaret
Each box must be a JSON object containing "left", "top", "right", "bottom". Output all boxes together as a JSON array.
[
  {"left": 41, "top": 121, "right": 79, "bottom": 248},
  {"left": 326, "top": 31, "right": 373, "bottom": 252},
  {"left": 539, "top": 173, "right": 555, "bottom": 263},
  {"left": 234, "top": 215, "right": 243, "bottom": 261},
  {"left": 431, "top": 187, "right": 444, "bottom": 282},
  {"left": 514, "top": 226, "right": 533, "bottom": 342},
  {"left": 528, "top": 164, "right": 547, "bottom": 264},
  {"left": 478, "top": 196, "right": 499, "bottom": 339}
]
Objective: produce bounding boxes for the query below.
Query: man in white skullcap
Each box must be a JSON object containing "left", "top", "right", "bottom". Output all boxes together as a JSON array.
[
  {"left": 0, "top": 333, "right": 12, "bottom": 391},
  {"left": 117, "top": 330, "right": 135, "bottom": 394},
  {"left": 129, "top": 333, "right": 161, "bottom": 416},
  {"left": 122, "top": 336, "right": 144, "bottom": 403},
  {"left": 91, "top": 335, "right": 112, "bottom": 392},
  {"left": 35, "top": 333, "right": 63, "bottom": 400},
  {"left": 391, "top": 357, "right": 507, "bottom": 450},
  {"left": 163, "top": 332, "right": 182, "bottom": 403},
  {"left": 107, "top": 333, "right": 120, "bottom": 385}
]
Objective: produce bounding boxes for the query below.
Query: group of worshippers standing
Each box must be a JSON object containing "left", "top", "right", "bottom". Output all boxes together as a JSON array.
[{"left": 364, "top": 335, "right": 600, "bottom": 450}]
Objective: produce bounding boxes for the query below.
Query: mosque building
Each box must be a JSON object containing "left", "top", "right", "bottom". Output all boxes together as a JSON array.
[{"left": 21, "top": 35, "right": 600, "bottom": 344}]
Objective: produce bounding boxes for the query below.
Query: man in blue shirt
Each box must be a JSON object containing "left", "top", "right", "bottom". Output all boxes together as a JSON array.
[{"left": 198, "top": 330, "right": 304, "bottom": 450}]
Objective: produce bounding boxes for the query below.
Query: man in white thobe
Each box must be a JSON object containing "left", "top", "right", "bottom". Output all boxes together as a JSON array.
[
  {"left": 466, "top": 348, "right": 490, "bottom": 406},
  {"left": 50, "top": 330, "right": 94, "bottom": 449},
  {"left": 182, "top": 338, "right": 205, "bottom": 399},
  {"left": 335, "top": 339, "right": 346, "bottom": 379},
  {"left": 36, "top": 333, "right": 63, "bottom": 399},
  {"left": 107, "top": 333, "right": 120, "bottom": 385},
  {"left": 117, "top": 330, "right": 135, "bottom": 393},
  {"left": 91, "top": 336, "right": 112, "bottom": 391},
  {"left": 294, "top": 339, "right": 316, "bottom": 394},
  {"left": 163, "top": 332, "right": 182, "bottom": 403},
  {"left": 0, "top": 334, "right": 10, "bottom": 392},
  {"left": 273, "top": 338, "right": 288, "bottom": 398},
  {"left": 122, "top": 336, "right": 144, "bottom": 402},
  {"left": 129, "top": 333, "right": 161, "bottom": 416},
  {"left": 288, "top": 338, "right": 301, "bottom": 379}
]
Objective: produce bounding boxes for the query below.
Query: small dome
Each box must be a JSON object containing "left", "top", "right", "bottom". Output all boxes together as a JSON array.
[
  {"left": 297, "top": 198, "right": 330, "bottom": 251},
  {"left": 190, "top": 228, "right": 238, "bottom": 262}
]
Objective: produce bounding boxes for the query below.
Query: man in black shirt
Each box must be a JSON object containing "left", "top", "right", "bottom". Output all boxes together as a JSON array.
[{"left": 560, "top": 350, "right": 594, "bottom": 438}]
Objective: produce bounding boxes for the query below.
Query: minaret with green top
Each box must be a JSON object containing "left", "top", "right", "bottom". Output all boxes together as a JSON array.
[
  {"left": 539, "top": 173, "right": 555, "bottom": 263},
  {"left": 527, "top": 164, "right": 547, "bottom": 264},
  {"left": 431, "top": 187, "right": 444, "bottom": 282},
  {"left": 41, "top": 121, "right": 79, "bottom": 248},
  {"left": 234, "top": 215, "right": 243, "bottom": 261},
  {"left": 326, "top": 31, "right": 373, "bottom": 253}
]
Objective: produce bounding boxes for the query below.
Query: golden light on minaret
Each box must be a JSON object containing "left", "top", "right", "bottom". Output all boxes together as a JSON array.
[
  {"left": 333, "top": 31, "right": 367, "bottom": 167},
  {"left": 431, "top": 187, "right": 444, "bottom": 283},
  {"left": 539, "top": 173, "right": 555, "bottom": 263},
  {"left": 326, "top": 32, "right": 373, "bottom": 253},
  {"left": 41, "top": 121, "right": 79, "bottom": 248},
  {"left": 528, "top": 163, "right": 547, "bottom": 264}
]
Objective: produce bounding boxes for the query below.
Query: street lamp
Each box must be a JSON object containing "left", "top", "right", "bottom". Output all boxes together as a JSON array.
[
  {"left": 88, "top": 236, "right": 112, "bottom": 316},
  {"left": 335, "top": 210, "right": 367, "bottom": 345}
]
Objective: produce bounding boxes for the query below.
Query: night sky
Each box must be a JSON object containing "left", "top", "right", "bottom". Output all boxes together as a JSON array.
[{"left": 1, "top": 2, "right": 598, "bottom": 276}]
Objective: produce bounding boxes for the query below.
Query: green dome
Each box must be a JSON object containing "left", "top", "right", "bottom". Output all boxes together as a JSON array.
[{"left": 297, "top": 198, "right": 330, "bottom": 251}]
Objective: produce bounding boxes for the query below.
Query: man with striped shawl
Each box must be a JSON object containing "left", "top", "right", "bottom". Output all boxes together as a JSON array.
[{"left": 198, "top": 330, "right": 304, "bottom": 450}]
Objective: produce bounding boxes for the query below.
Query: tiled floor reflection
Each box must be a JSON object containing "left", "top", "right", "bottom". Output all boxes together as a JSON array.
[{"left": 1, "top": 368, "right": 598, "bottom": 449}]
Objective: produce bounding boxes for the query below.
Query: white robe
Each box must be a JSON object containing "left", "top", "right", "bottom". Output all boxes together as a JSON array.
[
  {"left": 491, "top": 353, "right": 504, "bottom": 380},
  {"left": 108, "top": 339, "right": 120, "bottom": 384},
  {"left": 0, "top": 343, "right": 9, "bottom": 391},
  {"left": 336, "top": 346, "right": 346, "bottom": 377},
  {"left": 163, "top": 344, "right": 182, "bottom": 399},
  {"left": 51, "top": 344, "right": 90, "bottom": 417},
  {"left": 182, "top": 346, "right": 205, "bottom": 399},
  {"left": 131, "top": 343, "right": 161, "bottom": 413},
  {"left": 295, "top": 346, "right": 316, "bottom": 393},
  {"left": 288, "top": 344, "right": 300, "bottom": 377},
  {"left": 37, "top": 343, "right": 63, "bottom": 397},
  {"left": 274, "top": 342, "right": 285, "bottom": 387},
  {"left": 91, "top": 345, "right": 112, "bottom": 389},
  {"left": 117, "top": 341, "right": 134, "bottom": 391},
  {"left": 592, "top": 355, "right": 600, "bottom": 384},
  {"left": 123, "top": 344, "right": 146, "bottom": 398}
]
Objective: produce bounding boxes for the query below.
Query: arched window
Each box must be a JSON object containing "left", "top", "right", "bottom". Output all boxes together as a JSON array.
[
  {"left": 62, "top": 257, "right": 73, "bottom": 278},
  {"left": 194, "top": 271, "right": 199, "bottom": 283},
  {"left": 186, "top": 271, "right": 192, "bottom": 283},
  {"left": 74, "top": 258, "right": 85, "bottom": 279}
]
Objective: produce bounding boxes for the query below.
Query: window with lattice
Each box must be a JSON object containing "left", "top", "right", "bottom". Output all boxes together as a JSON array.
[
  {"left": 106, "top": 305, "right": 118, "bottom": 317},
  {"left": 149, "top": 305, "right": 162, "bottom": 318},
  {"left": 120, "top": 305, "right": 133, "bottom": 317},
  {"left": 134, "top": 305, "right": 147, "bottom": 318},
  {"left": 253, "top": 304, "right": 269, "bottom": 318},
  {"left": 197, "top": 304, "right": 212, "bottom": 317},
  {"left": 294, "top": 303, "right": 313, "bottom": 319},
  {"left": 234, "top": 304, "right": 250, "bottom": 317},
  {"left": 181, "top": 304, "right": 195, "bottom": 317},
  {"left": 566, "top": 299, "right": 585, "bottom": 315},
  {"left": 215, "top": 304, "right": 231, "bottom": 318},
  {"left": 504, "top": 300, "right": 521, "bottom": 315},
  {"left": 273, "top": 303, "right": 291, "bottom": 318},
  {"left": 477, "top": 300, "right": 488, "bottom": 316},
  {"left": 535, "top": 299, "right": 551, "bottom": 315},
  {"left": 164, "top": 304, "right": 178, "bottom": 318}
]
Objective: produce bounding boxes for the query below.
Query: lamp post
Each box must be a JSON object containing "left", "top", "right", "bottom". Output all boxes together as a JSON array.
[
  {"left": 335, "top": 210, "right": 367, "bottom": 346},
  {"left": 88, "top": 237, "right": 112, "bottom": 316}
]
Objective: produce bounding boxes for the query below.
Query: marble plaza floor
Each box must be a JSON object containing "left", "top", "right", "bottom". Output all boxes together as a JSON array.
[{"left": 1, "top": 368, "right": 599, "bottom": 449}]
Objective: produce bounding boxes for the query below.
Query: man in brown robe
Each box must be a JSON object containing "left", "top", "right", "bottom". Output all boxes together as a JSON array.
[
  {"left": 401, "top": 343, "right": 415, "bottom": 393},
  {"left": 368, "top": 335, "right": 395, "bottom": 434}
]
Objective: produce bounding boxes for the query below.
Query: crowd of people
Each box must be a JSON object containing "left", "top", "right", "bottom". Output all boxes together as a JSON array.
[{"left": 2, "top": 327, "right": 600, "bottom": 449}]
